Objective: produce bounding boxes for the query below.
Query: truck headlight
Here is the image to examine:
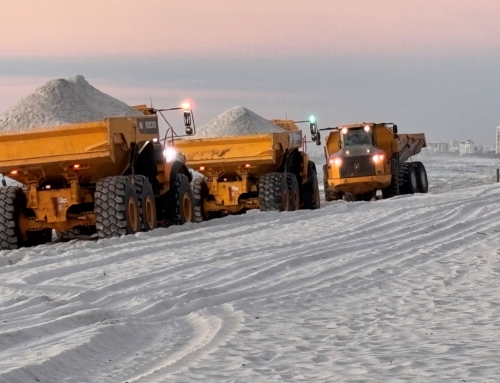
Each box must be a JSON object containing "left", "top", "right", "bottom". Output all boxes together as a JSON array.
[
  {"left": 163, "top": 147, "right": 177, "bottom": 162},
  {"left": 372, "top": 153, "right": 385, "bottom": 164},
  {"left": 329, "top": 157, "right": 342, "bottom": 166}
]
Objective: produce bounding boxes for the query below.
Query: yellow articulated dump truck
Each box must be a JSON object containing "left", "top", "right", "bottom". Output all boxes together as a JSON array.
[
  {"left": 311, "top": 122, "right": 427, "bottom": 201},
  {"left": 0, "top": 105, "right": 195, "bottom": 249},
  {"left": 172, "top": 119, "right": 320, "bottom": 222}
]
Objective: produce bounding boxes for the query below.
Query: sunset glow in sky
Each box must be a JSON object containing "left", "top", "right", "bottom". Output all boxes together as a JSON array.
[
  {"left": 1, "top": 0, "right": 499, "bottom": 144},
  {"left": 2, "top": 0, "right": 500, "bottom": 58}
]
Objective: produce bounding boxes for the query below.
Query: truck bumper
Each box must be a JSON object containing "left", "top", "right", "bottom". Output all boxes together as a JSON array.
[{"left": 327, "top": 174, "right": 392, "bottom": 194}]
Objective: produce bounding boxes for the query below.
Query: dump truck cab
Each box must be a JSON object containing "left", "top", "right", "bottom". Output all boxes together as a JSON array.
[{"left": 319, "top": 122, "right": 428, "bottom": 201}]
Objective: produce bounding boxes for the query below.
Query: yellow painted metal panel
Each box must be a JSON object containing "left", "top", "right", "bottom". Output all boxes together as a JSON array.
[{"left": 0, "top": 123, "right": 109, "bottom": 163}]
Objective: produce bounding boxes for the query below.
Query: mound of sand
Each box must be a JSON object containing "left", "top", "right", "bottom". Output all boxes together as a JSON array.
[
  {"left": 194, "top": 106, "right": 283, "bottom": 138},
  {"left": 0, "top": 75, "right": 142, "bottom": 132}
]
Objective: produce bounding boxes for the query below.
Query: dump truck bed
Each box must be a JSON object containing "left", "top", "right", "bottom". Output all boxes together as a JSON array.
[
  {"left": 397, "top": 133, "right": 426, "bottom": 163},
  {"left": 175, "top": 130, "right": 303, "bottom": 168},
  {"left": 0, "top": 122, "right": 111, "bottom": 167},
  {"left": 0, "top": 116, "right": 159, "bottom": 185}
]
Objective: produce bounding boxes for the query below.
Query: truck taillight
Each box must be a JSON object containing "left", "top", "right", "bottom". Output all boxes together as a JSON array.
[
  {"left": 199, "top": 166, "right": 205, "bottom": 171},
  {"left": 73, "top": 164, "right": 81, "bottom": 170},
  {"left": 244, "top": 164, "right": 251, "bottom": 168},
  {"left": 10, "top": 170, "right": 18, "bottom": 175}
]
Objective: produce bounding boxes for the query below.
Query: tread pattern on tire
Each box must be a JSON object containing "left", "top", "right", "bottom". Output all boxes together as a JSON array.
[
  {"left": 133, "top": 175, "right": 157, "bottom": 231},
  {"left": 133, "top": 175, "right": 147, "bottom": 231},
  {"left": 302, "top": 161, "right": 320, "bottom": 209},
  {"left": 413, "top": 161, "right": 428, "bottom": 193},
  {"left": 55, "top": 227, "right": 81, "bottom": 241},
  {"left": 168, "top": 173, "right": 193, "bottom": 225},
  {"left": 259, "top": 172, "right": 286, "bottom": 212},
  {"left": 55, "top": 226, "right": 96, "bottom": 241},
  {"left": 191, "top": 177, "right": 208, "bottom": 223},
  {"left": 323, "top": 180, "right": 343, "bottom": 201},
  {"left": 95, "top": 176, "right": 133, "bottom": 239},
  {"left": 310, "top": 173, "right": 320, "bottom": 209},
  {"left": 286, "top": 173, "right": 300, "bottom": 211},
  {"left": 382, "top": 159, "right": 399, "bottom": 199},
  {"left": 398, "top": 162, "right": 416, "bottom": 195},
  {"left": 27, "top": 230, "right": 52, "bottom": 247},
  {"left": 0, "top": 186, "right": 24, "bottom": 250}
]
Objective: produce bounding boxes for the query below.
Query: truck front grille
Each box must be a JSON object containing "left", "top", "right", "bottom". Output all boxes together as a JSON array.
[{"left": 339, "top": 156, "right": 375, "bottom": 178}]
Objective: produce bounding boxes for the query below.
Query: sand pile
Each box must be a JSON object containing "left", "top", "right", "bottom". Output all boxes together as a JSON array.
[
  {"left": 194, "top": 106, "right": 283, "bottom": 138},
  {"left": 0, "top": 75, "right": 142, "bottom": 132}
]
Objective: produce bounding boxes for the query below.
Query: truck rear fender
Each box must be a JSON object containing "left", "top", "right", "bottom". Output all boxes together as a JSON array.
[
  {"left": 167, "top": 161, "right": 192, "bottom": 187},
  {"left": 299, "top": 152, "right": 310, "bottom": 181}
]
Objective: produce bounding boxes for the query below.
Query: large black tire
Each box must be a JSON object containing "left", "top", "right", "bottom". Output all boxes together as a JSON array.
[
  {"left": 56, "top": 226, "right": 96, "bottom": 241},
  {"left": 27, "top": 230, "right": 53, "bottom": 247},
  {"left": 56, "top": 227, "right": 84, "bottom": 241},
  {"left": 166, "top": 173, "right": 194, "bottom": 225},
  {"left": 133, "top": 175, "right": 157, "bottom": 232},
  {"left": 259, "top": 173, "right": 290, "bottom": 212},
  {"left": 0, "top": 187, "right": 26, "bottom": 250},
  {"left": 358, "top": 192, "right": 375, "bottom": 202},
  {"left": 301, "top": 161, "right": 320, "bottom": 209},
  {"left": 286, "top": 173, "right": 300, "bottom": 211},
  {"left": 191, "top": 177, "right": 209, "bottom": 223},
  {"left": 323, "top": 180, "right": 343, "bottom": 202},
  {"left": 56, "top": 228, "right": 79, "bottom": 241},
  {"left": 398, "top": 163, "right": 417, "bottom": 195},
  {"left": 95, "top": 176, "right": 141, "bottom": 239},
  {"left": 413, "top": 161, "right": 429, "bottom": 193},
  {"left": 382, "top": 159, "right": 399, "bottom": 199}
]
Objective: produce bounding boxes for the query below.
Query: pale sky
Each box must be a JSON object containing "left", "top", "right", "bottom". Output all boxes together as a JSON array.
[{"left": 1, "top": 0, "right": 499, "bottom": 145}]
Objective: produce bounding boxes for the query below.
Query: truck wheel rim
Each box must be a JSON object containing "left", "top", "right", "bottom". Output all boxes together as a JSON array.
[
  {"left": 128, "top": 198, "right": 139, "bottom": 232},
  {"left": 145, "top": 195, "right": 155, "bottom": 230},
  {"left": 182, "top": 193, "right": 193, "bottom": 222}
]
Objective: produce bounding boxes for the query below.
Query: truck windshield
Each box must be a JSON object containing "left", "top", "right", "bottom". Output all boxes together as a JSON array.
[{"left": 343, "top": 128, "right": 372, "bottom": 147}]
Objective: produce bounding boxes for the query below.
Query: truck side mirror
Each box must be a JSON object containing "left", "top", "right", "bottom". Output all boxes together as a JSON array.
[
  {"left": 315, "top": 131, "right": 321, "bottom": 146},
  {"left": 310, "top": 122, "right": 318, "bottom": 141},
  {"left": 393, "top": 124, "right": 398, "bottom": 134},
  {"left": 184, "top": 110, "right": 193, "bottom": 135}
]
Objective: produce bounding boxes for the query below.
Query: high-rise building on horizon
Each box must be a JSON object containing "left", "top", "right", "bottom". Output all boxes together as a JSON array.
[
  {"left": 450, "top": 139, "right": 460, "bottom": 153},
  {"left": 428, "top": 142, "right": 449, "bottom": 153},
  {"left": 496, "top": 125, "right": 500, "bottom": 154},
  {"left": 459, "top": 140, "right": 474, "bottom": 155}
]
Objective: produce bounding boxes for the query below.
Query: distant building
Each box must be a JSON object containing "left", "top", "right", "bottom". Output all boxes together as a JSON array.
[
  {"left": 483, "top": 145, "right": 496, "bottom": 154},
  {"left": 427, "top": 142, "right": 449, "bottom": 153},
  {"left": 496, "top": 126, "right": 500, "bottom": 154},
  {"left": 459, "top": 140, "right": 474, "bottom": 155},
  {"left": 449, "top": 139, "right": 460, "bottom": 153}
]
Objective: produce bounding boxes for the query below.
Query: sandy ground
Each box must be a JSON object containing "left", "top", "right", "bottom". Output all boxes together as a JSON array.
[{"left": 1, "top": 155, "right": 500, "bottom": 382}]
